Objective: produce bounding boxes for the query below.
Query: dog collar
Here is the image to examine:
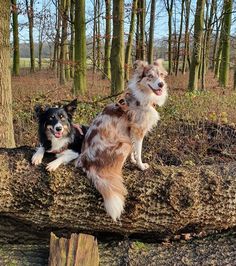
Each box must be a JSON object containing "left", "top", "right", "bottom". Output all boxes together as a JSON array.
[{"left": 47, "top": 144, "right": 69, "bottom": 154}]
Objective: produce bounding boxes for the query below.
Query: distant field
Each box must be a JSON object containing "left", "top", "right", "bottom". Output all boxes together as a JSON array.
[{"left": 11, "top": 57, "right": 51, "bottom": 68}]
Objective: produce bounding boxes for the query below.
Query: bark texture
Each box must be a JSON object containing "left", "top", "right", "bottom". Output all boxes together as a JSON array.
[
  {"left": 0, "top": 0, "right": 16, "bottom": 148},
  {"left": 73, "top": 0, "right": 87, "bottom": 94},
  {"left": 11, "top": 0, "right": 20, "bottom": 76},
  {"left": 103, "top": 0, "right": 111, "bottom": 80},
  {"left": 1, "top": 147, "right": 236, "bottom": 236},
  {"left": 219, "top": 0, "right": 232, "bottom": 87},
  {"left": 188, "top": 0, "right": 205, "bottom": 91},
  {"left": 110, "top": 0, "right": 124, "bottom": 94},
  {"left": 147, "top": 0, "right": 156, "bottom": 64},
  {"left": 124, "top": 0, "right": 138, "bottom": 81},
  {"left": 25, "top": 0, "right": 35, "bottom": 72}
]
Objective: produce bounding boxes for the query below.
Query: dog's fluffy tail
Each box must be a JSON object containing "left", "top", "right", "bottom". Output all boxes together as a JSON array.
[{"left": 88, "top": 169, "right": 127, "bottom": 221}]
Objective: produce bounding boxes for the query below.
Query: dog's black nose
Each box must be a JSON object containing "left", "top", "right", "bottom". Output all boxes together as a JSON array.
[
  {"left": 158, "top": 82, "right": 164, "bottom": 88},
  {"left": 55, "top": 126, "right": 62, "bottom": 132}
]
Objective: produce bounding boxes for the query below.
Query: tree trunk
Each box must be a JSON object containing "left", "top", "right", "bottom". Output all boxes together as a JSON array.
[
  {"left": 11, "top": 0, "right": 20, "bottom": 76},
  {"left": 175, "top": 0, "right": 184, "bottom": 76},
  {"left": 147, "top": 0, "right": 156, "bottom": 64},
  {"left": 92, "top": 0, "right": 97, "bottom": 73},
  {"left": 135, "top": 5, "right": 141, "bottom": 60},
  {"left": 1, "top": 147, "right": 236, "bottom": 235},
  {"left": 96, "top": 0, "right": 101, "bottom": 70},
  {"left": 103, "top": 0, "right": 111, "bottom": 80},
  {"left": 214, "top": 22, "right": 223, "bottom": 79},
  {"left": 182, "top": 0, "right": 191, "bottom": 74},
  {"left": 164, "top": 0, "right": 174, "bottom": 75},
  {"left": 38, "top": 41, "right": 43, "bottom": 70},
  {"left": 0, "top": 0, "right": 15, "bottom": 148},
  {"left": 139, "top": 0, "right": 146, "bottom": 60},
  {"left": 124, "top": 0, "right": 138, "bottom": 81},
  {"left": 26, "top": 0, "right": 35, "bottom": 73},
  {"left": 212, "top": 2, "right": 220, "bottom": 71},
  {"left": 59, "top": 0, "right": 70, "bottom": 84},
  {"left": 73, "top": 0, "right": 87, "bottom": 95},
  {"left": 219, "top": 0, "right": 232, "bottom": 88},
  {"left": 188, "top": 0, "right": 205, "bottom": 92},
  {"left": 0, "top": 230, "right": 236, "bottom": 265},
  {"left": 110, "top": 0, "right": 124, "bottom": 94},
  {"left": 52, "top": 0, "right": 61, "bottom": 71},
  {"left": 69, "top": 0, "right": 75, "bottom": 78},
  {"left": 48, "top": 233, "right": 99, "bottom": 266}
]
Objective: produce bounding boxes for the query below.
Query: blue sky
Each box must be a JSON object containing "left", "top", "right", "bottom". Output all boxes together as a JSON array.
[{"left": 16, "top": 0, "right": 236, "bottom": 44}]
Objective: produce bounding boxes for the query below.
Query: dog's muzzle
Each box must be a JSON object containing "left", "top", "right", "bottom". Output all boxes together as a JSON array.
[{"left": 148, "top": 82, "right": 163, "bottom": 96}]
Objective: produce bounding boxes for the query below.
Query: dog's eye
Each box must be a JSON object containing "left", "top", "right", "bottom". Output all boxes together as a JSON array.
[
  {"left": 59, "top": 114, "right": 64, "bottom": 119},
  {"left": 148, "top": 74, "right": 154, "bottom": 78},
  {"left": 49, "top": 115, "right": 55, "bottom": 120}
]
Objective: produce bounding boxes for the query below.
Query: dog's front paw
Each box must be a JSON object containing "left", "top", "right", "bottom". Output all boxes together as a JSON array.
[
  {"left": 138, "top": 163, "right": 149, "bottom": 171},
  {"left": 46, "top": 160, "right": 61, "bottom": 172},
  {"left": 32, "top": 153, "right": 43, "bottom": 165}
]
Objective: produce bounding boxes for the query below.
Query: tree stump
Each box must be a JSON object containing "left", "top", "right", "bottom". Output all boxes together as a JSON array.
[{"left": 48, "top": 233, "right": 99, "bottom": 266}]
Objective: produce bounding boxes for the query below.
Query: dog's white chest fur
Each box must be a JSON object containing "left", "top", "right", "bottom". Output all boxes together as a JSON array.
[
  {"left": 49, "top": 137, "right": 70, "bottom": 152},
  {"left": 147, "top": 106, "right": 160, "bottom": 131}
]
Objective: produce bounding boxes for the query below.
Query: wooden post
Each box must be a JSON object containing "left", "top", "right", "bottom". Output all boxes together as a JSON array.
[{"left": 48, "top": 233, "right": 99, "bottom": 266}]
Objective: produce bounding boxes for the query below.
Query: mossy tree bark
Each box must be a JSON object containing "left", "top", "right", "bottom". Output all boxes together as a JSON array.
[
  {"left": 110, "top": 0, "right": 124, "bottom": 94},
  {"left": 188, "top": 0, "right": 205, "bottom": 92},
  {"left": 11, "top": 0, "right": 20, "bottom": 76},
  {"left": 124, "top": 0, "right": 138, "bottom": 81},
  {"left": 73, "top": 0, "right": 87, "bottom": 95},
  {"left": 1, "top": 147, "right": 236, "bottom": 236},
  {"left": 147, "top": 0, "right": 156, "bottom": 65},
  {"left": 25, "top": 0, "right": 35, "bottom": 73},
  {"left": 219, "top": 0, "right": 232, "bottom": 88},
  {"left": 0, "top": 0, "right": 15, "bottom": 148},
  {"left": 103, "top": 0, "right": 111, "bottom": 80}
]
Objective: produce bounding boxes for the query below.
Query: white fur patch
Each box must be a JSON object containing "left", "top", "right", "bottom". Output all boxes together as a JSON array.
[
  {"left": 48, "top": 137, "right": 70, "bottom": 153},
  {"left": 104, "top": 194, "right": 125, "bottom": 221},
  {"left": 32, "top": 146, "right": 45, "bottom": 165},
  {"left": 47, "top": 149, "right": 79, "bottom": 171}
]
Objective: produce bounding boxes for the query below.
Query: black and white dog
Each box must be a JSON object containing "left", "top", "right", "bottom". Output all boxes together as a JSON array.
[{"left": 32, "top": 99, "right": 87, "bottom": 171}]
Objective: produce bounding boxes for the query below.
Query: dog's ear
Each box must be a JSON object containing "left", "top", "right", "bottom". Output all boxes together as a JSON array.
[
  {"left": 154, "top": 59, "right": 168, "bottom": 77},
  {"left": 133, "top": 60, "right": 148, "bottom": 70},
  {"left": 34, "top": 105, "right": 44, "bottom": 119},
  {"left": 64, "top": 99, "right": 77, "bottom": 117},
  {"left": 133, "top": 60, "right": 148, "bottom": 79}
]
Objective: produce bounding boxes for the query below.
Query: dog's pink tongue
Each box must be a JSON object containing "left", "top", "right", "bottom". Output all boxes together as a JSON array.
[
  {"left": 156, "top": 89, "right": 162, "bottom": 95},
  {"left": 54, "top": 132, "right": 63, "bottom": 138}
]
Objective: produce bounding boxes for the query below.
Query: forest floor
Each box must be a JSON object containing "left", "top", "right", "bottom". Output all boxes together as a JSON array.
[{"left": 12, "top": 68, "right": 236, "bottom": 167}]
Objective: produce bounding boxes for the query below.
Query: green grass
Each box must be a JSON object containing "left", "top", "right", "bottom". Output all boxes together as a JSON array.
[{"left": 11, "top": 57, "right": 51, "bottom": 68}]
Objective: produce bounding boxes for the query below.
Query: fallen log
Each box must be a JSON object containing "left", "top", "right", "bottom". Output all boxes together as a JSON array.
[
  {"left": 1, "top": 146, "right": 236, "bottom": 236},
  {"left": 1, "top": 231, "right": 236, "bottom": 265}
]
